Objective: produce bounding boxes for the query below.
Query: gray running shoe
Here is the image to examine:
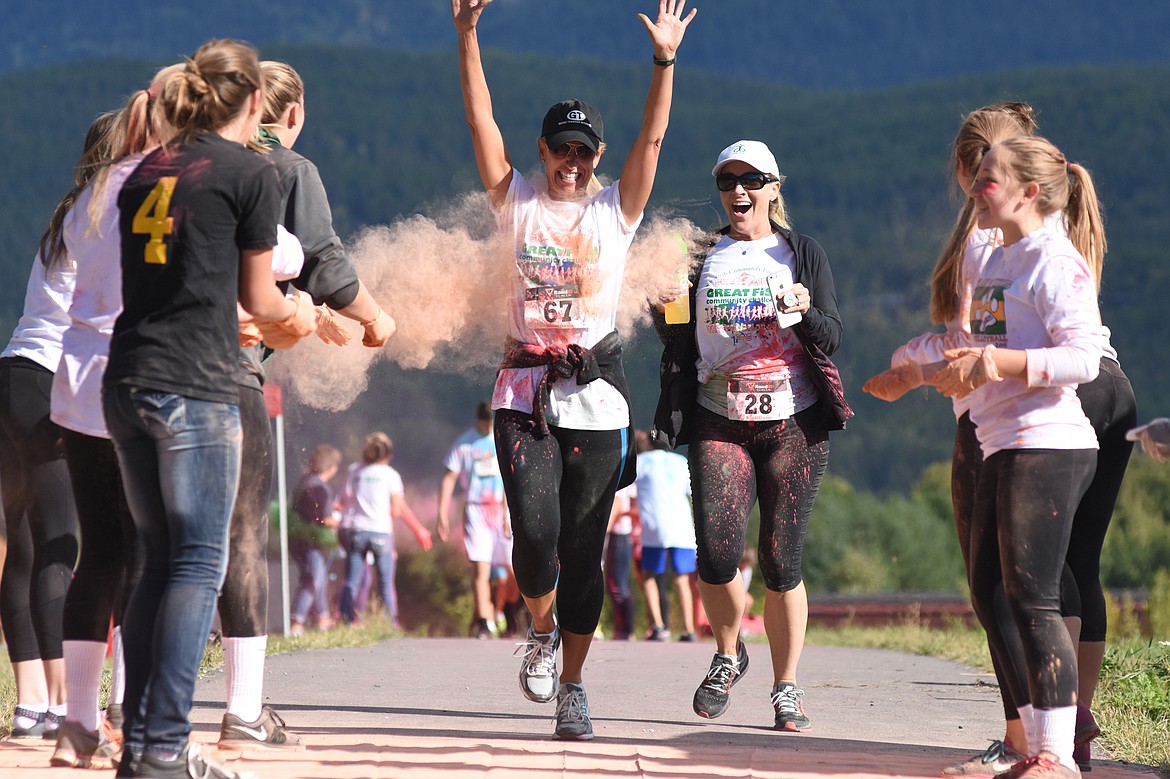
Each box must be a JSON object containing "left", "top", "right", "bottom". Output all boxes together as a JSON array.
[
  {"left": 941, "top": 740, "right": 1027, "bottom": 777},
  {"left": 218, "top": 706, "right": 304, "bottom": 751},
  {"left": 771, "top": 682, "right": 812, "bottom": 731},
  {"left": 555, "top": 682, "right": 594, "bottom": 741},
  {"left": 514, "top": 625, "right": 560, "bottom": 703},
  {"left": 49, "top": 719, "right": 119, "bottom": 769},
  {"left": 692, "top": 640, "right": 749, "bottom": 719},
  {"left": 135, "top": 742, "right": 256, "bottom": 779}
]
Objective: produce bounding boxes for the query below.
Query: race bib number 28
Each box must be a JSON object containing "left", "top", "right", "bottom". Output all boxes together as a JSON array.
[{"left": 727, "top": 378, "right": 794, "bottom": 422}]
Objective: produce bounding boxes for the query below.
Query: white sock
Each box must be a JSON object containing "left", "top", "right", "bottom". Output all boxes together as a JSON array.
[
  {"left": 1016, "top": 704, "right": 1037, "bottom": 755},
  {"left": 1034, "top": 705, "right": 1077, "bottom": 770},
  {"left": 64, "top": 640, "right": 107, "bottom": 731},
  {"left": 110, "top": 627, "right": 126, "bottom": 706},
  {"left": 14, "top": 703, "right": 46, "bottom": 730},
  {"left": 223, "top": 635, "right": 267, "bottom": 722}
]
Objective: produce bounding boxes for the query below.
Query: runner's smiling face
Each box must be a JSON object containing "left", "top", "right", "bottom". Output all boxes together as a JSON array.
[
  {"left": 539, "top": 138, "right": 601, "bottom": 201},
  {"left": 718, "top": 161, "right": 778, "bottom": 241}
]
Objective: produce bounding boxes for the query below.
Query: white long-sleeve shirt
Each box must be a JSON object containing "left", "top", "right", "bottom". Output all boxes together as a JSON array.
[{"left": 964, "top": 226, "right": 1104, "bottom": 457}]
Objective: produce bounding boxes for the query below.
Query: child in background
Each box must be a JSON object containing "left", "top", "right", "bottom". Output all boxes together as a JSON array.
[{"left": 339, "top": 433, "right": 432, "bottom": 627}]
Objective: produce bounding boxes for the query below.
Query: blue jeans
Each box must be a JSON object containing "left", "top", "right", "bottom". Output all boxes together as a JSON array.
[
  {"left": 291, "top": 547, "right": 329, "bottom": 624},
  {"left": 104, "top": 384, "right": 241, "bottom": 754},
  {"left": 339, "top": 531, "right": 396, "bottom": 624}
]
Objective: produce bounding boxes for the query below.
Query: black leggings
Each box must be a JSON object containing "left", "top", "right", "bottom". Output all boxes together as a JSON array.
[
  {"left": 969, "top": 448, "right": 1095, "bottom": 710},
  {"left": 1070, "top": 358, "right": 1136, "bottom": 642},
  {"left": 217, "top": 384, "right": 272, "bottom": 638},
  {"left": 61, "top": 430, "right": 139, "bottom": 642},
  {"left": 0, "top": 356, "right": 78, "bottom": 662},
  {"left": 689, "top": 405, "right": 828, "bottom": 592},
  {"left": 952, "top": 414, "right": 1081, "bottom": 719},
  {"left": 494, "top": 409, "right": 626, "bottom": 636}
]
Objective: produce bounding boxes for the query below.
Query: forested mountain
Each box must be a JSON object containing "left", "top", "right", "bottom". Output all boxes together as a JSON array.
[
  {"left": 1, "top": 45, "right": 1165, "bottom": 494},
  {"left": 6, "top": 0, "right": 1170, "bottom": 88}
]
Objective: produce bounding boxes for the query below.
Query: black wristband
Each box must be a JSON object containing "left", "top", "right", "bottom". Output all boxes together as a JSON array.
[{"left": 653, "top": 55, "right": 676, "bottom": 67}]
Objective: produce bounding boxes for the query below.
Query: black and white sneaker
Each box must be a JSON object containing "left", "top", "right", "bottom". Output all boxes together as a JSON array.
[
  {"left": 218, "top": 706, "right": 305, "bottom": 751},
  {"left": 692, "top": 640, "right": 749, "bottom": 719}
]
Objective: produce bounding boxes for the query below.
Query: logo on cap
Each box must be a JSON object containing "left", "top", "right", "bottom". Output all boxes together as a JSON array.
[{"left": 567, "top": 110, "right": 588, "bottom": 123}]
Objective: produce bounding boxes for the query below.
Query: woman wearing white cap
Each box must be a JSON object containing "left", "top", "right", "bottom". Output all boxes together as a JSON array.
[
  {"left": 451, "top": 0, "right": 695, "bottom": 741},
  {"left": 653, "top": 139, "right": 851, "bottom": 731}
]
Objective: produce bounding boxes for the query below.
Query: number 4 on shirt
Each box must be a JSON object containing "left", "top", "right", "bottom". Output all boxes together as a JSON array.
[{"left": 132, "top": 176, "right": 177, "bottom": 264}]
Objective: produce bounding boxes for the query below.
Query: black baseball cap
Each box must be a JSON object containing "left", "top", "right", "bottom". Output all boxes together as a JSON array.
[{"left": 541, "top": 99, "right": 604, "bottom": 153}]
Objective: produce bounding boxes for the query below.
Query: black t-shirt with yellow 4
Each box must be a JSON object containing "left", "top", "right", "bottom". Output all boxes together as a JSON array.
[{"left": 107, "top": 131, "right": 281, "bottom": 405}]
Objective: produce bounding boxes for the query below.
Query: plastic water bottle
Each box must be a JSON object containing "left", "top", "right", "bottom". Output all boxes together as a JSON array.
[{"left": 663, "top": 234, "right": 691, "bottom": 325}]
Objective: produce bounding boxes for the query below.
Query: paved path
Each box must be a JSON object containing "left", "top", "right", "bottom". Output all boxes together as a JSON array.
[{"left": 0, "top": 637, "right": 1159, "bottom": 778}]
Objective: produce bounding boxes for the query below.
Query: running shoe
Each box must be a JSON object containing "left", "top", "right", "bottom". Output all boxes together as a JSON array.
[
  {"left": 941, "top": 740, "right": 1027, "bottom": 777},
  {"left": 106, "top": 703, "right": 124, "bottom": 731},
  {"left": 645, "top": 625, "right": 670, "bottom": 641},
  {"left": 692, "top": 640, "right": 749, "bottom": 719},
  {"left": 49, "top": 719, "right": 119, "bottom": 769},
  {"left": 515, "top": 624, "right": 560, "bottom": 703},
  {"left": 554, "top": 682, "right": 594, "bottom": 741},
  {"left": 771, "top": 682, "right": 812, "bottom": 731},
  {"left": 218, "top": 706, "right": 304, "bottom": 751},
  {"left": 101, "top": 714, "right": 124, "bottom": 753},
  {"left": 677, "top": 631, "right": 697, "bottom": 642},
  {"left": 135, "top": 742, "right": 256, "bottom": 778},
  {"left": 1075, "top": 701, "right": 1100, "bottom": 745},
  {"left": 1073, "top": 741, "right": 1092, "bottom": 773},
  {"left": 9, "top": 706, "right": 46, "bottom": 738},
  {"left": 1000, "top": 753, "right": 1080, "bottom": 779}
]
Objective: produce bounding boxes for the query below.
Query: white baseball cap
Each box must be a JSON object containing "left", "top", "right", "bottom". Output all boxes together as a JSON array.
[{"left": 712, "top": 139, "right": 781, "bottom": 179}]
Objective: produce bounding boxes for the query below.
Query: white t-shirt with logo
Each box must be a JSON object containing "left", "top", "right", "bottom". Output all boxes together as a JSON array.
[
  {"left": 966, "top": 226, "right": 1104, "bottom": 457},
  {"left": 693, "top": 233, "right": 817, "bottom": 420},
  {"left": 342, "top": 462, "right": 405, "bottom": 535},
  {"left": 492, "top": 170, "right": 640, "bottom": 431}
]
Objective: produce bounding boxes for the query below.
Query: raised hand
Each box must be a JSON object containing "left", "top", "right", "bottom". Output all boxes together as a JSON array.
[
  {"left": 638, "top": 0, "right": 698, "bottom": 59},
  {"left": 452, "top": 0, "right": 492, "bottom": 32}
]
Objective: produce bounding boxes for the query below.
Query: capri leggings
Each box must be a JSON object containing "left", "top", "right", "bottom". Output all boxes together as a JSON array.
[
  {"left": 1069, "top": 357, "right": 1136, "bottom": 643},
  {"left": 689, "top": 404, "right": 828, "bottom": 592},
  {"left": 217, "top": 383, "right": 272, "bottom": 638},
  {"left": 61, "top": 430, "right": 139, "bottom": 642},
  {"left": 968, "top": 448, "right": 1095, "bottom": 711},
  {"left": 0, "top": 356, "right": 78, "bottom": 662},
  {"left": 494, "top": 409, "right": 626, "bottom": 636}
]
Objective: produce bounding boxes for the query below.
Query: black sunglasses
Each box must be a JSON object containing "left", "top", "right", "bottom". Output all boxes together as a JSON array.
[
  {"left": 550, "top": 143, "right": 596, "bottom": 160},
  {"left": 716, "top": 172, "right": 779, "bottom": 192}
]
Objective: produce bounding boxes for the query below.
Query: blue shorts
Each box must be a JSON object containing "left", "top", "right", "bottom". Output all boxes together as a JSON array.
[{"left": 639, "top": 546, "right": 697, "bottom": 576}]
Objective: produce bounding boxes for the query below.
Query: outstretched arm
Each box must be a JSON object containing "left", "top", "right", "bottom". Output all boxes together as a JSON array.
[
  {"left": 393, "top": 493, "right": 433, "bottom": 551},
  {"left": 437, "top": 469, "right": 459, "bottom": 542},
  {"left": 453, "top": 0, "right": 513, "bottom": 207},
  {"left": 618, "top": 0, "right": 697, "bottom": 226}
]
